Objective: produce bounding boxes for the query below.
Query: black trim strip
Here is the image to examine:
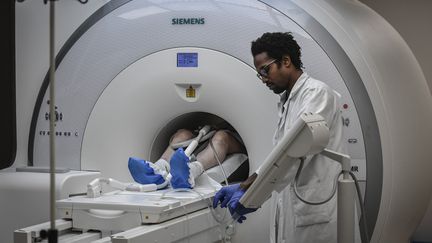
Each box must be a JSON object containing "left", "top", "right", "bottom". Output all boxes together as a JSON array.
[
  {"left": 0, "top": 0, "right": 16, "bottom": 170},
  {"left": 10, "top": 0, "right": 17, "bottom": 169}
]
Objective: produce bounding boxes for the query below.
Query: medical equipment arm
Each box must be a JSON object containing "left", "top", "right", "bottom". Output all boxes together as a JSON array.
[
  {"left": 239, "top": 113, "right": 330, "bottom": 208},
  {"left": 321, "top": 148, "right": 356, "bottom": 243}
]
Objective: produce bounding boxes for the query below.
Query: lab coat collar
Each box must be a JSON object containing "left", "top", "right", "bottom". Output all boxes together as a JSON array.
[
  {"left": 278, "top": 72, "right": 309, "bottom": 110},
  {"left": 288, "top": 72, "right": 309, "bottom": 101},
  {"left": 277, "top": 90, "right": 288, "bottom": 116}
]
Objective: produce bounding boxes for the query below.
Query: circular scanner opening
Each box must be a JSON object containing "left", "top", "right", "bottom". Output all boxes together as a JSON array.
[{"left": 150, "top": 112, "right": 249, "bottom": 183}]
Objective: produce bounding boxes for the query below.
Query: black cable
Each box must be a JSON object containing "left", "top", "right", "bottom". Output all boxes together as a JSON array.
[
  {"left": 293, "top": 157, "right": 339, "bottom": 205},
  {"left": 350, "top": 171, "right": 370, "bottom": 243},
  {"left": 294, "top": 157, "right": 370, "bottom": 243}
]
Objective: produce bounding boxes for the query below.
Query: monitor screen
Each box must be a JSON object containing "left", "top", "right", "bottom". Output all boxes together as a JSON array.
[{"left": 177, "top": 53, "right": 198, "bottom": 67}]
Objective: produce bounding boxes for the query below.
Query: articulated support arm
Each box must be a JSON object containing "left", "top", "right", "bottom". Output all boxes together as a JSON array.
[
  {"left": 239, "top": 113, "right": 330, "bottom": 208},
  {"left": 237, "top": 112, "right": 355, "bottom": 243},
  {"left": 321, "top": 149, "right": 355, "bottom": 243}
]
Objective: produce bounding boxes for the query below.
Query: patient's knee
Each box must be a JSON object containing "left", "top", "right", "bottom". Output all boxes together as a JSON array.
[
  {"left": 211, "top": 130, "right": 230, "bottom": 145},
  {"left": 170, "top": 129, "right": 193, "bottom": 144},
  {"left": 212, "top": 130, "right": 243, "bottom": 154}
]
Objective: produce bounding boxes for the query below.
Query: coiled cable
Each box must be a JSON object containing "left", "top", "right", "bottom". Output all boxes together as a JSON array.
[
  {"left": 293, "top": 157, "right": 339, "bottom": 205},
  {"left": 293, "top": 157, "right": 370, "bottom": 243}
]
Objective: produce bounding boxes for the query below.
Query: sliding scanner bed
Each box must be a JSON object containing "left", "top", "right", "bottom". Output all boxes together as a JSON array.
[{"left": 56, "top": 174, "right": 220, "bottom": 232}]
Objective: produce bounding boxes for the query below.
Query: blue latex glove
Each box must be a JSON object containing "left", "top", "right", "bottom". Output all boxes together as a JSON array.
[
  {"left": 213, "top": 184, "right": 257, "bottom": 223},
  {"left": 170, "top": 148, "right": 192, "bottom": 189},
  {"left": 128, "top": 157, "right": 166, "bottom": 186}
]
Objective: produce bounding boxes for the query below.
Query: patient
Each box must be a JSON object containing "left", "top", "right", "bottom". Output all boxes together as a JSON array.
[{"left": 128, "top": 129, "right": 244, "bottom": 189}]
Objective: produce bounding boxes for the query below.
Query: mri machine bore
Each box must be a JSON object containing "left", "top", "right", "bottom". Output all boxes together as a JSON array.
[{"left": 2, "top": 0, "right": 432, "bottom": 243}]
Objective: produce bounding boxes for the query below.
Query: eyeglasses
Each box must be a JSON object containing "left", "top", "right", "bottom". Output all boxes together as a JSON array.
[{"left": 256, "top": 59, "right": 277, "bottom": 80}]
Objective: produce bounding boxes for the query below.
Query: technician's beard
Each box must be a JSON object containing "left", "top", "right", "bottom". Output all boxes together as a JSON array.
[{"left": 271, "top": 86, "right": 286, "bottom": 94}]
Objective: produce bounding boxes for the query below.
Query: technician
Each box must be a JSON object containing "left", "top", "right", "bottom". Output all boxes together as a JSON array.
[{"left": 213, "top": 32, "right": 344, "bottom": 243}]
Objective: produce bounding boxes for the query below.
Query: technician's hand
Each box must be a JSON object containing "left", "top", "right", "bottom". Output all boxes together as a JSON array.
[
  {"left": 213, "top": 184, "right": 257, "bottom": 223},
  {"left": 228, "top": 196, "right": 257, "bottom": 223}
]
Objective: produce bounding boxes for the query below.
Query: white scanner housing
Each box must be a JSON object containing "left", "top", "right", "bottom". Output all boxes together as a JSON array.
[{"left": 3, "top": 0, "right": 432, "bottom": 243}]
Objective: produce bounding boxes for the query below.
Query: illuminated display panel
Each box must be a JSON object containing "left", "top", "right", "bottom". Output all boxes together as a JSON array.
[{"left": 177, "top": 53, "right": 198, "bottom": 67}]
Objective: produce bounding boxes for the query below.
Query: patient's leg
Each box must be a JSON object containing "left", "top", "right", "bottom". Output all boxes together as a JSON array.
[
  {"left": 160, "top": 129, "right": 194, "bottom": 162},
  {"left": 169, "top": 130, "right": 244, "bottom": 188},
  {"left": 196, "top": 130, "right": 243, "bottom": 170},
  {"left": 129, "top": 129, "right": 194, "bottom": 187}
]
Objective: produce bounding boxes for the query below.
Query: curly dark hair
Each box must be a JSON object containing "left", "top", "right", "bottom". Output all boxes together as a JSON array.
[{"left": 251, "top": 32, "right": 303, "bottom": 70}]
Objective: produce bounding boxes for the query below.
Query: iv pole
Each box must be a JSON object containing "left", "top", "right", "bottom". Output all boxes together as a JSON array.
[
  {"left": 26, "top": 1, "right": 89, "bottom": 241},
  {"left": 48, "top": 0, "right": 57, "bottom": 241},
  {"left": 39, "top": 1, "right": 58, "bottom": 242}
]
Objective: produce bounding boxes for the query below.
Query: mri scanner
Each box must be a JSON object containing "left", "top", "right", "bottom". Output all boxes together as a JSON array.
[{"left": 1, "top": 0, "right": 432, "bottom": 242}]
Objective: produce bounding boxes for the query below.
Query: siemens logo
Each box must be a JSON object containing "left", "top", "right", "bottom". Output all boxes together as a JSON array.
[{"left": 172, "top": 18, "right": 205, "bottom": 25}]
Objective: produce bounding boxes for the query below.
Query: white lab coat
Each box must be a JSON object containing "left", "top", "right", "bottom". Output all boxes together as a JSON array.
[{"left": 269, "top": 72, "right": 344, "bottom": 243}]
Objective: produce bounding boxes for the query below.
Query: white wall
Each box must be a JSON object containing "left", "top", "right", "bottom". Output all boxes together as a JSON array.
[{"left": 360, "top": 0, "right": 432, "bottom": 95}]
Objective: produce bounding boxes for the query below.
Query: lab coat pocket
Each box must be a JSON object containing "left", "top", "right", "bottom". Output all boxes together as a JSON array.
[{"left": 290, "top": 184, "right": 331, "bottom": 227}]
